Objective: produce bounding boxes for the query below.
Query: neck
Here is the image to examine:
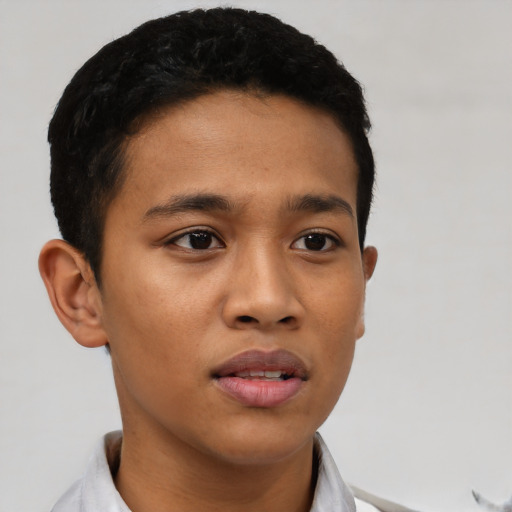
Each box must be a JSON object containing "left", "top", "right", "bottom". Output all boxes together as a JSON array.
[{"left": 114, "top": 424, "right": 316, "bottom": 512}]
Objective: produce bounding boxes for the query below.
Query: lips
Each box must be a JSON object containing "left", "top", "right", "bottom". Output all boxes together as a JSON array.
[{"left": 212, "top": 349, "right": 307, "bottom": 408}]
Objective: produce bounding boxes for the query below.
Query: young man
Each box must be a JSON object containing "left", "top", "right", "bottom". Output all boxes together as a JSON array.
[{"left": 39, "top": 7, "right": 411, "bottom": 512}]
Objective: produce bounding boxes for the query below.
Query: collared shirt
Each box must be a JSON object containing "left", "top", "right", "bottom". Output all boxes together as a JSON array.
[{"left": 51, "top": 431, "right": 380, "bottom": 512}]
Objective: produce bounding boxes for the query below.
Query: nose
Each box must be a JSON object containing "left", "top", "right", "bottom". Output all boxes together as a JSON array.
[{"left": 222, "top": 245, "right": 305, "bottom": 331}]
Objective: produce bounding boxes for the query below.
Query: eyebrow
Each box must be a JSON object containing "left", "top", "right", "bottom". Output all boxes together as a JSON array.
[
  {"left": 286, "top": 194, "right": 354, "bottom": 218},
  {"left": 142, "top": 193, "right": 237, "bottom": 221},
  {"left": 142, "top": 192, "right": 354, "bottom": 222}
]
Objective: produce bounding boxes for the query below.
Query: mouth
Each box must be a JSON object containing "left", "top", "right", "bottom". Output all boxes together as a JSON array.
[{"left": 212, "top": 349, "right": 308, "bottom": 408}]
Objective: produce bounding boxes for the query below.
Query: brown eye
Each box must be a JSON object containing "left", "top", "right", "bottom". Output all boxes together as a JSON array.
[
  {"left": 292, "top": 233, "right": 339, "bottom": 252},
  {"left": 305, "top": 234, "right": 328, "bottom": 251},
  {"left": 171, "top": 230, "right": 224, "bottom": 250}
]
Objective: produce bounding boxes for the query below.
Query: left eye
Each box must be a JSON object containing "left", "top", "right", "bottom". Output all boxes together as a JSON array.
[
  {"left": 169, "top": 230, "right": 224, "bottom": 250},
  {"left": 292, "top": 233, "right": 338, "bottom": 252}
]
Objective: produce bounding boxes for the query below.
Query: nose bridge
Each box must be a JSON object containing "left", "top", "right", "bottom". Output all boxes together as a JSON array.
[{"left": 223, "top": 238, "right": 303, "bottom": 329}]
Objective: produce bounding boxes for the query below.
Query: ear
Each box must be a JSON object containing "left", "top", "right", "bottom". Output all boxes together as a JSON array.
[
  {"left": 38, "top": 239, "right": 108, "bottom": 348},
  {"left": 362, "top": 245, "right": 378, "bottom": 282},
  {"left": 355, "top": 245, "right": 378, "bottom": 340}
]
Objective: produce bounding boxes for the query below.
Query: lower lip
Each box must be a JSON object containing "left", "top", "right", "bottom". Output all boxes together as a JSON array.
[{"left": 215, "top": 376, "right": 303, "bottom": 407}]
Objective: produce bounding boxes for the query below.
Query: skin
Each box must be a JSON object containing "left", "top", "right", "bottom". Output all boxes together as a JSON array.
[{"left": 39, "top": 91, "right": 377, "bottom": 512}]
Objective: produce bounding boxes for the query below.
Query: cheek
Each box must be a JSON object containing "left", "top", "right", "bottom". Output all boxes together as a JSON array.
[
  {"left": 103, "top": 277, "right": 206, "bottom": 421},
  {"left": 104, "top": 252, "right": 214, "bottom": 325},
  {"left": 304, "top": 268, "right": 364, "bottom": 381},
  {"left": 308, "top": 271, "right": 365, "bottom": 336},
  {"left": 100, "top": 255, "right": 227, "bottom": 397}
]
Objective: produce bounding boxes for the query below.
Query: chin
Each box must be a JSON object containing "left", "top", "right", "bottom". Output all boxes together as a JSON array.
[{"left": 200, "top": 418, "right": 316, "bottom": 466}]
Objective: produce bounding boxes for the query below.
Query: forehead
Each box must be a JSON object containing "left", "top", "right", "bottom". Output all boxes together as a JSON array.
[{"left": 115, "top": 91, "right": 358, "bottom": 216}]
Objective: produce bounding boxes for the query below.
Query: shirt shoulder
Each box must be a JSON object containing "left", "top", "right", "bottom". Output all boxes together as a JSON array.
[
  {"left": 50, "top": 431, "right": 130, "bottom": 512},
  {"left": 351, "top": 486, "right": 420, "bottom": 512},
  {"left": 355, "top": 497, "right": 384, "bottom": 512},
  {"left": 50, "top": 479, "right": 82, "bottom": 512},
  {"left": 313, "top": 433, "right": 417, "bottom": 512}
]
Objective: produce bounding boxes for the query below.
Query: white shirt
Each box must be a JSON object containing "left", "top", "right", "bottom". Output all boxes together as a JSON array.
[{"left": 51, "top": 431, "right": 380, "bottom": 512}]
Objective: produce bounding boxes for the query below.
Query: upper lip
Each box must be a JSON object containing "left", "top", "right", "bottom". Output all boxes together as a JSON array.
[{"left": 212, "top": 349, "right": 308, "bottom": 380}]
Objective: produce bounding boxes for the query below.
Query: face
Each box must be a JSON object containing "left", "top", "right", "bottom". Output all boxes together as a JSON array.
[{"left": 97, "top": 91, "right": 376, "bottom": 465}]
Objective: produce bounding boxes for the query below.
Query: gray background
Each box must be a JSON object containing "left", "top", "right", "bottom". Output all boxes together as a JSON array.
[{"left": 1, "top": 1, "right": 510, "bottom": 511}]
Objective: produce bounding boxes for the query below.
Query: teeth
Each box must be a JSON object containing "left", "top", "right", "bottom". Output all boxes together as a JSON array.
[{"left": 233, "top": 370, "right": 285, "bottom": 379}]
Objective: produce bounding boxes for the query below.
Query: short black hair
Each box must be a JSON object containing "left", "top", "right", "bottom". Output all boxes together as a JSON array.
[{"left": 48, "top": 7, "right": 374, "bottom": 282}]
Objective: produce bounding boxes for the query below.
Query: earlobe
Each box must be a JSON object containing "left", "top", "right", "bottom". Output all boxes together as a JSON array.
[{"left": 38, "top": 239, "right": 108, "bottom": 348}]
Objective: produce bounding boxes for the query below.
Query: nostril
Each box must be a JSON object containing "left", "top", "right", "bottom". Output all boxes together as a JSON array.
[{"left": 233, "top": 315, "right": 297, "bottom": 327}]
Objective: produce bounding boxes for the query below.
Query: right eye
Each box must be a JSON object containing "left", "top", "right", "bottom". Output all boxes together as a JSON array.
[
  {"left": 291, "top": 231, "right": 341, "bottom": 252},
  {"left": 166, "top": 230, "right": 224, "bottom": 250}
]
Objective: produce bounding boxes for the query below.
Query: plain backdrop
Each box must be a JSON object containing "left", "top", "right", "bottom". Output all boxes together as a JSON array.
[{"left": 0, "top": 1, "right": 510, "bottom": 511}]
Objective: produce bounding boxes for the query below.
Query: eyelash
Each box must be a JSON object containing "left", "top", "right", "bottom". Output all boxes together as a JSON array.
[{"left": 164, "top": 228, "right": 342, "bottom": 252}]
